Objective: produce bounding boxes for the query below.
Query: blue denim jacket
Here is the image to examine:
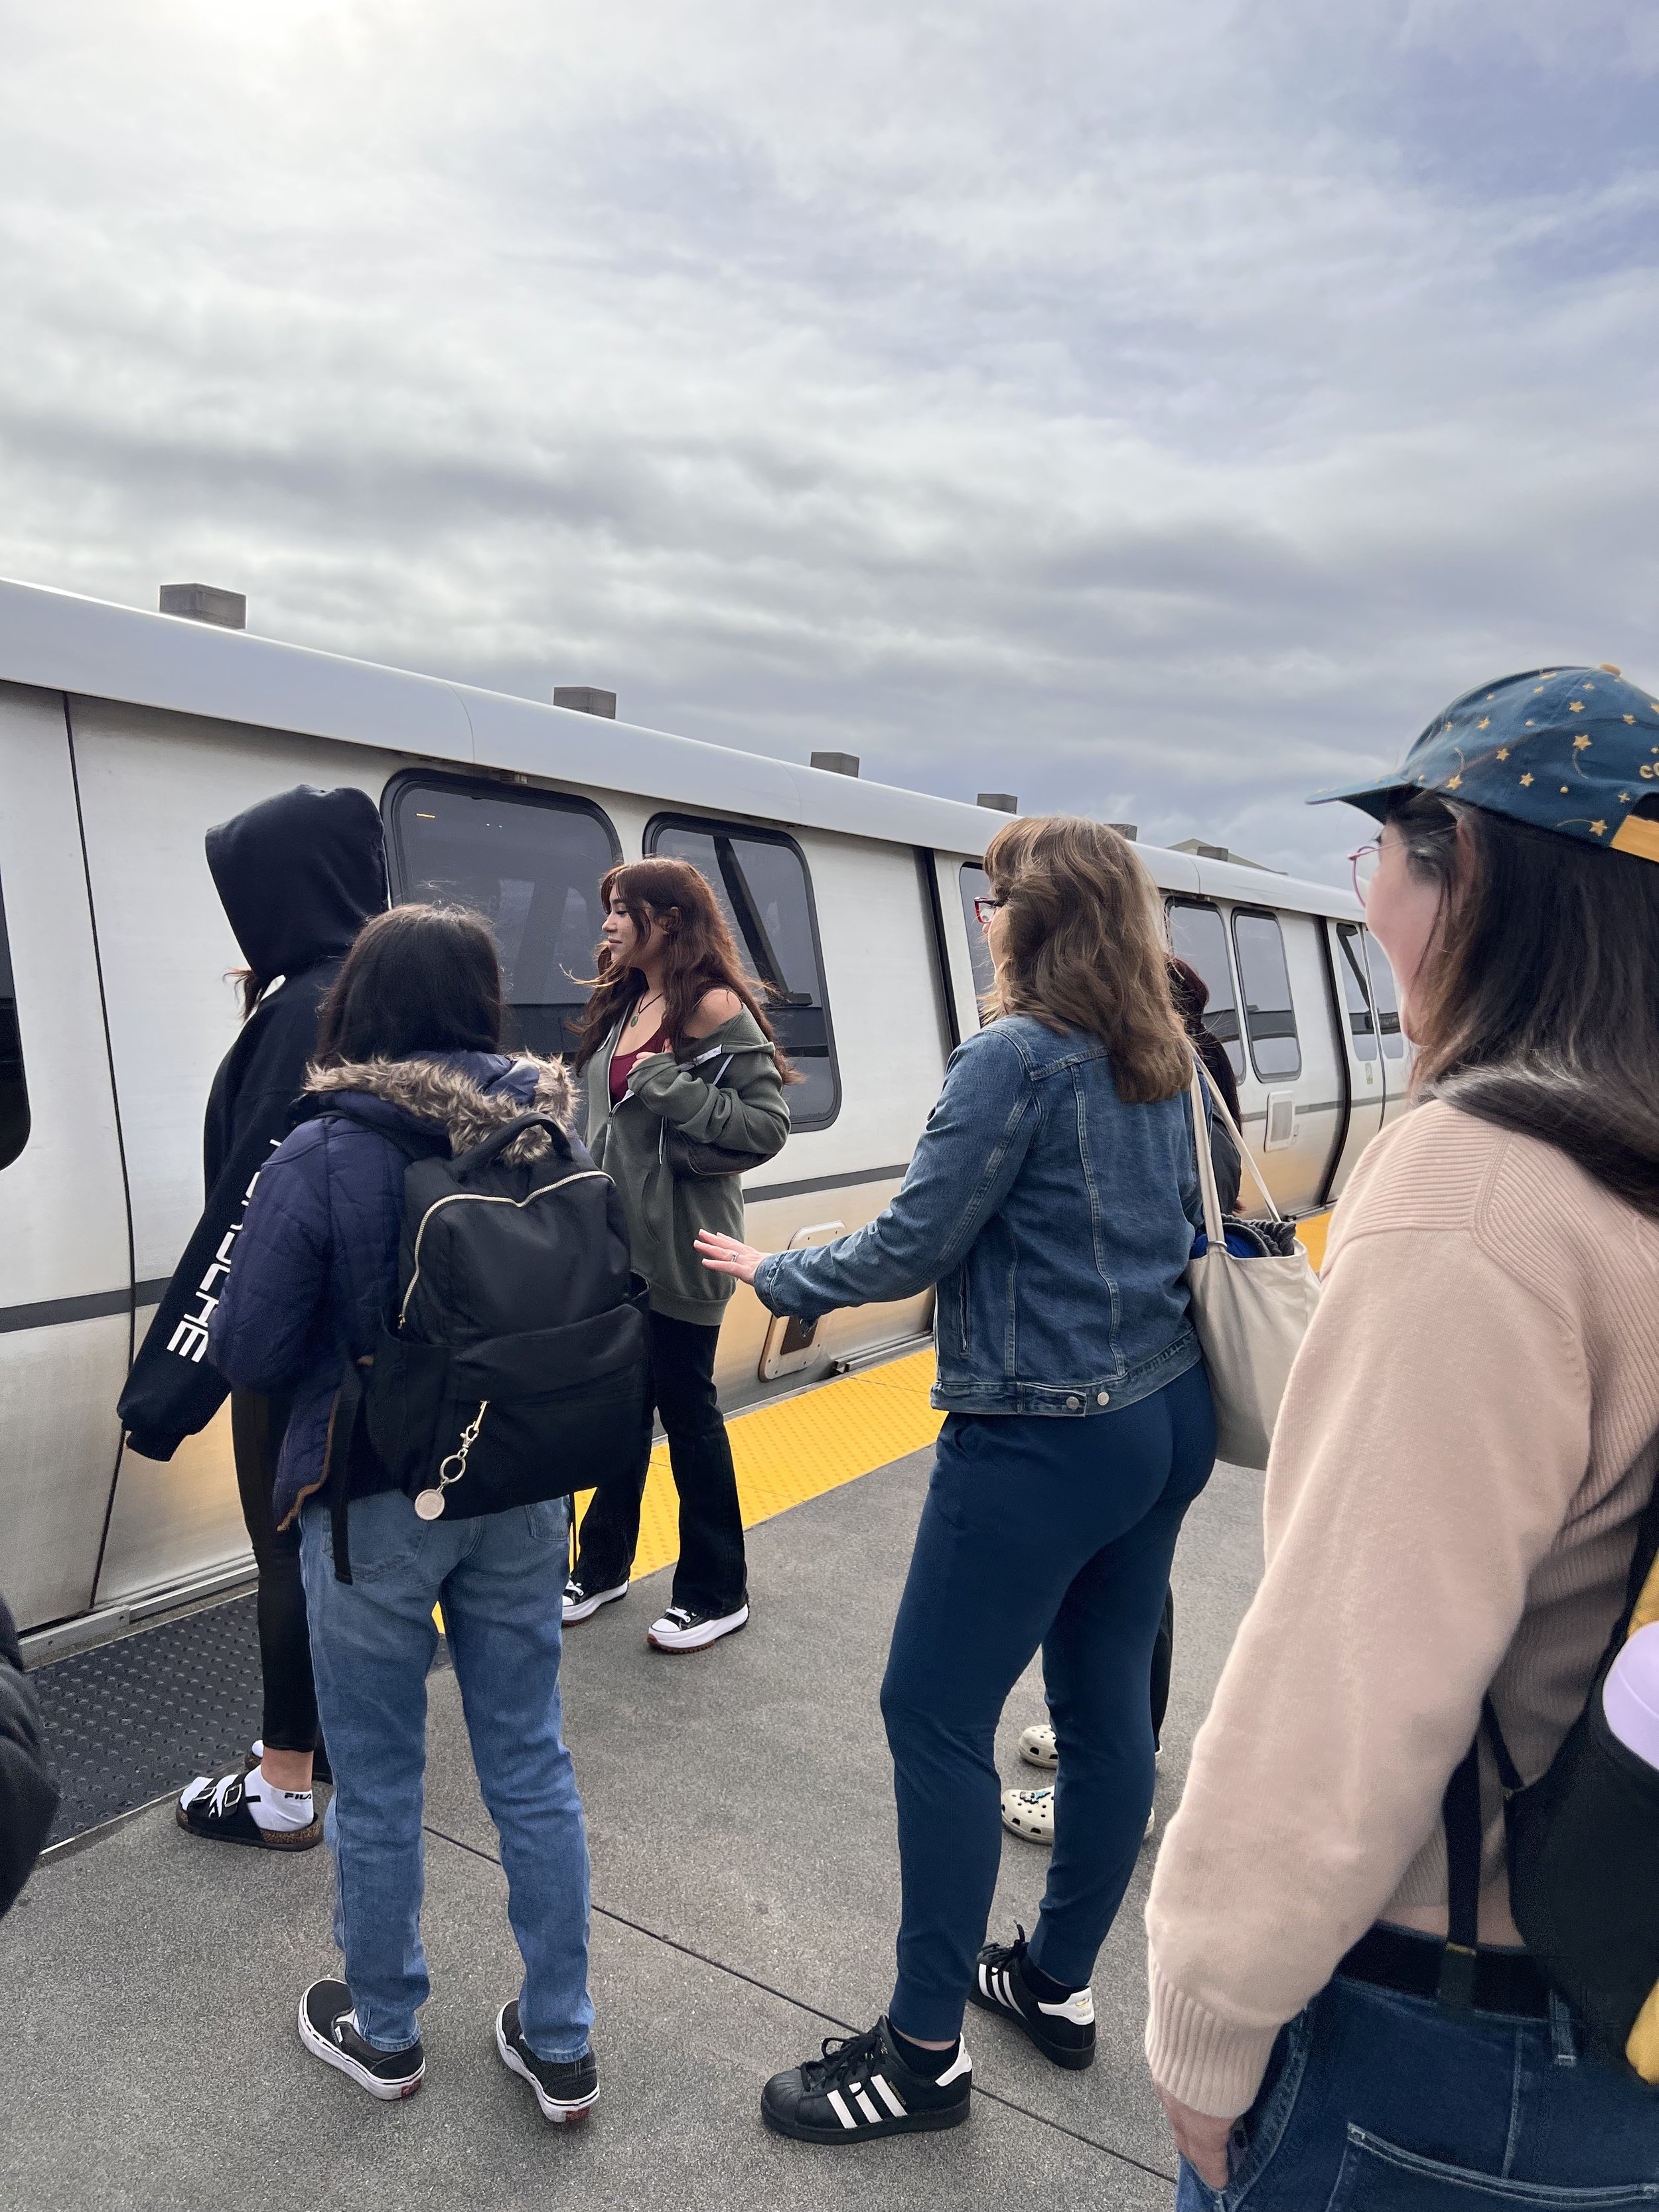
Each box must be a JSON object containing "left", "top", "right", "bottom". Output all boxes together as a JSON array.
[{"left": 753, "top": 1016, "right": 1206, "bottom": 1417}]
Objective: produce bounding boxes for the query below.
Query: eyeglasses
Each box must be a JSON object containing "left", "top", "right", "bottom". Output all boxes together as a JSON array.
[
  {"left": 973, "top": 895, "right": 1005, "bottom": 928},
  {"left": 1349, "top": 841, "right": 1382, "bottom": 907}
]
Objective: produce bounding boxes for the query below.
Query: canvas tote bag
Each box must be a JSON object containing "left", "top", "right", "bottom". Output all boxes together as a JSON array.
[{"left": 1184, "top": 1060, "right": 1321, "bottom": 1470}]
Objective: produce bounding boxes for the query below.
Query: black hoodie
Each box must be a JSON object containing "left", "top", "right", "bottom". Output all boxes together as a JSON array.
[{"left": 117, "top": 786, "right": 388, "bottom": 1461}]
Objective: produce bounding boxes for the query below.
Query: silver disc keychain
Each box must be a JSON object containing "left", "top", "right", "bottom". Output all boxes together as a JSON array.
[{"left": 414, "top": 1398, "right": 488, "bottom": 1520}]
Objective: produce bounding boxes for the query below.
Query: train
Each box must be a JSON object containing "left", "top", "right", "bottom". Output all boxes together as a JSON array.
[{"left": 0, "top": 575, "right": 1406, "bottom": 1642}]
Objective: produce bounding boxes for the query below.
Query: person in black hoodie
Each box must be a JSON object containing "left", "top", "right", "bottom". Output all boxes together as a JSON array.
[
  {"left": 0, "top": 1590, "right": 58, "bottom": 1916},
  {"left": 117, "top": 785, "right": 388, "bottom": 1850}
]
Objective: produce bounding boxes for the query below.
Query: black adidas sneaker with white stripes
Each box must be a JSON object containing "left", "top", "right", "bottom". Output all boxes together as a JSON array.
[
  {"left": 968, "top": 1929, "right": 1096, "bottom": 2071},
  {"left": 761, "top": 2018, "right": 971, "bottom": 2143}
]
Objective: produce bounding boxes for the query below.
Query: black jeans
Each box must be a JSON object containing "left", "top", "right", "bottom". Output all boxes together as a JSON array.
[
  {"left": 231, "top": 1390, "right": 326, "bottom": 1763},
  {"left": 573, "top": 1311, "right": 748, "bottom": 1618}
]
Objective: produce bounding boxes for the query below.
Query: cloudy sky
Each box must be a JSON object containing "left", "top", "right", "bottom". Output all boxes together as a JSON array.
[{"left": 2, "top": 1, "right": 1655, "bottom": 880}]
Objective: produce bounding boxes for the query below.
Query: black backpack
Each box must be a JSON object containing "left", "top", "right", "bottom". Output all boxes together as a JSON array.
[
  {"left": 321, "top": 1108, "right": 650, "bottom": 1581},
  {"left": 1441, "top": 1474, "right": 1659, "bottom": 2079}
]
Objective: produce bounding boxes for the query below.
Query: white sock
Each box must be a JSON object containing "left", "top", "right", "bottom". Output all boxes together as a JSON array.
[{"left": 244, "top": 1763, "right": 315, "bottom": 1832}]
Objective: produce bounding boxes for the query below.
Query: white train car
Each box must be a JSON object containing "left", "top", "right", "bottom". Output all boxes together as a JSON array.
[{"left": 0, "top": 577, "right": 1407, "bottom": 1640}]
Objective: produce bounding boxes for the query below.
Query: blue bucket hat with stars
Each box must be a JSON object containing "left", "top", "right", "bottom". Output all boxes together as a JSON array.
[{"left": 1312, "top": 664, "right": 1659, "bottom": 865}]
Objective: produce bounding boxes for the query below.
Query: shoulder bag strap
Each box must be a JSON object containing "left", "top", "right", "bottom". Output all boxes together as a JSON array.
[
  {"left": 1191, "top": 1057, "right": 1283, "bottom": 1223},
  {"left": 1187, "top": 1061, "right": 1226, "bottom": 1248}
]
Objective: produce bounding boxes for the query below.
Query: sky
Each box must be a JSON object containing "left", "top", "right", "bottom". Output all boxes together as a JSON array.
[{"left": 1, "top": 1, "right": 1655, "bottom": 883}]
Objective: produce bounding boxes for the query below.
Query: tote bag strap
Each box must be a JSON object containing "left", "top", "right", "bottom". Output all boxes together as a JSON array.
[
  {"left": 1188, "top": 1061, "right": 1227, "bottom": 1247},
  {"left": 1190, "top": 1057, "right": 1284, "bottom": 1223}
]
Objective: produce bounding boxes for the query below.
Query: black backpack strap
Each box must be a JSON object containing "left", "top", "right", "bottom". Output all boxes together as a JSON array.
[
  {"left": 1617, "top": 1467, "right": 1659, "bottom": 1641},
  {"left": 451, "top": 1111, "right": 574, "bottom": 1175},
  {"left": 1437, "top": 1737, "right": 1484, "bottom": 2008}
]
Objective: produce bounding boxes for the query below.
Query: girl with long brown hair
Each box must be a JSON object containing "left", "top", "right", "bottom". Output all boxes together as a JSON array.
[
  {"left": 1146, "top": 670, "right": 1659, "bottom": 2203},
  {"left": 697, "top": 815, "right": 1217, "bottom": 2148},
  {"left": 565, "top": 857, "right": 790, "bottom": 1652}
]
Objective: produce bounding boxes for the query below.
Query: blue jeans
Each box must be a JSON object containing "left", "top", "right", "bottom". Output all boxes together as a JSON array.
[
  {"left": 881, "top": 1362, "right": 1216, "bottom": 2040},
  {"left": 299, "top": 1489, "right": 593, "bottom": 2059},
  {"left": 1179, "top": 1960, "right": 1659, "bottom": 2208}
]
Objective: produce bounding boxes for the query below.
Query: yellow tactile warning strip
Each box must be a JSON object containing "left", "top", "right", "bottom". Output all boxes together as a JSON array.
[
  {"left": 574, "top": 1347, "right": 945, "bottom": 1579},
  {"left": 1295, "top": 1210, "right": 1333, "bottom": 1274}
]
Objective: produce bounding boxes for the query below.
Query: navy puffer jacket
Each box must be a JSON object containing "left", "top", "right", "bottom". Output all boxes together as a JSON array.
[{"left": 208, "top": 1051, "right": 587, "bottom": 1528}]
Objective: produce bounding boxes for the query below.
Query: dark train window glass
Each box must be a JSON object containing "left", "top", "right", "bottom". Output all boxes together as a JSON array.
[
  {"left": 386, "top": 778, "right": 619, "bottom": 1060},
  {"left": 1167, "top": 900, "right": 1244, "bottom": 1079},
  {"left": 0, "top": 867, "right": 29, "bottom": 1172},
  {"left": 1232, "top": 909, "right": 1302, "bottom": 1080},
  {"left": 1364, "top": 930, "right": 1406, "bottom": 1059},
  {"left": 1333, "top": 922, "right": 1378, "bottom": 1061},
  {"left": 960, "top": 863, "right": 996, "bottom": 1008},
  {"left": 646, "top": 816, "right": 839, "bottom": 1129}
]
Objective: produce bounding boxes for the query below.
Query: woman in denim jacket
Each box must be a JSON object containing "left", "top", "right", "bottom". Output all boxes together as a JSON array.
[{"left": 698, "top": 814, "right": 1217, "bottom": 2147}]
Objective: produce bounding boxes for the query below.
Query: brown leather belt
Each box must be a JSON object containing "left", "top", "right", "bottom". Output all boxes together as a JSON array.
[{"left": 1338, "top": 1923, "right": 1551, "bottom": 2020}]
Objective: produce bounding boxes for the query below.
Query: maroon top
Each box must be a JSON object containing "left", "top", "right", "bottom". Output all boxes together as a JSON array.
[{"left": 609, "top": 1024, "right": 669, "bottom": 1105}]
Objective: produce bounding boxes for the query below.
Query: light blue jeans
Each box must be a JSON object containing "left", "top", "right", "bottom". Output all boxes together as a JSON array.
[{"left": 299, "top": 1489, "right": 593, "bottom": 2060}]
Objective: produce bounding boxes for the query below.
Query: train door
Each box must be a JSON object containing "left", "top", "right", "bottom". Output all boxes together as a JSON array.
[
  {"left": 1324, "top": 919, "right": 1386, "bottom": 1193},
  {"left": 1362, "top": 928, "right": 1411, "bottom": 1125},
  {"left": 1230, "top": 907, "right": 1341, "bottom": 1213},
  {"left": 66, "top": 700, "right": 404, "bottom": 1613},
  {"left": 0, "top": 685, "right": 132, "bottom": 1631}
]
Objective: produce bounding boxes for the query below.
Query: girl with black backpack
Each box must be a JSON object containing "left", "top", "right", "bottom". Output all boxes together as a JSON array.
[
  {"left": 207, "top": 907, "right": 605, "bottom": 2123},
  {"left": 1147, "top": 668, "right": 1659, "bottom": 2203}
]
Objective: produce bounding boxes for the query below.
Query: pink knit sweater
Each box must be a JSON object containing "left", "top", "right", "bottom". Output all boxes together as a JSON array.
[{"left": 1145, "top": 1102, "right": 1659, "bottom": 2117}]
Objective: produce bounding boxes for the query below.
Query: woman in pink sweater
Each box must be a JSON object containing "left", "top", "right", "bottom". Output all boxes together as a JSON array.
[{"left": 1146, "top": 666, "right": 1659, "bottom": 2203}]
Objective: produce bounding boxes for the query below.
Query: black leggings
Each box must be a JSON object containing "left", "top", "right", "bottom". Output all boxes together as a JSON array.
[
  {"left": 231, "top": 1390, "right": 325, "bottom": 1761},
  {"left": 573, "top": 1311, "right": 747, "bottom": 1618}
]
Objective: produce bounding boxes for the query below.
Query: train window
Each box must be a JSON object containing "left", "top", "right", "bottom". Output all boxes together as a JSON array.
[
  {"left": 1363, "top": 930, "right": 1406, "bottom": 1059},
  {"left": 0, "top": 866, "right": 28, "bottom": 1171},
  {"left": 1167, "top": 901, "right": 1244, "bottom": 1079},
  {"left": 386, "top": 777, "right": 620, "bottom": 1059},
  {"left": 646, "top": 816, "right": 839, "bottom": 1129},
  {"left": 1333, "top": 922, "right": 1378, "bottom": 1059},
  {"left": 1232, "top": 909, "right": 1302, "bottom": 1080},
  {"left": 960, "top": 863, "right": 996, "bottom": 1005}
]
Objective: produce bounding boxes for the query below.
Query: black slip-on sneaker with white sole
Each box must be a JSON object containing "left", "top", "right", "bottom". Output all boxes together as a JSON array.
[
  {"left": 647, "top": 1601, "right": 749, "bottom": 1652},
  {"left": 177, "top": 1768, "right": 323, "bottom": 1851},
  {"left": 968, "top": 1929, "right": 1096, "bottom": 2071},
  {"left": 495, "top": 2001, "right": 599, "bottom": 2123},
  {"left": 563, "top": 1577, "right": 628, "bottom": 1625},
  {"left": 298, "top": 1980, "right": 425, "bottom": 2100},
  {"left": 761, "top": 2017, "right": 971, "bottom": 2144}
]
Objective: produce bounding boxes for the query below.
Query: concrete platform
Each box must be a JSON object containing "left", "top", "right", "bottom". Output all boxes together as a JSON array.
[{"left": 0, "top": 1441, "right": 1265, "bottom": 2212}]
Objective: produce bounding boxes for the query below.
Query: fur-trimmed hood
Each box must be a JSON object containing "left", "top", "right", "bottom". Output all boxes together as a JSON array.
[{"left": 303, "top": 1051, "right": 577, "bottom": 1165}]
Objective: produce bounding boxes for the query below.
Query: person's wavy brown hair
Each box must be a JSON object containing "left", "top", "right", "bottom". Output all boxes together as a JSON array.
[
  {"left": 571, "top": 856, "right": 797, "bottom": 1080},
  {"left": 980, "top": 816, "right": 1190, "bottom": 1102},
  {"left": 1383, "top": 788, "right": 1659, "bottom": 1217}
]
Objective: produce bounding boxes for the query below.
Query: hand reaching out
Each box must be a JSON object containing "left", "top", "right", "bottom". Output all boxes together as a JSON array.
[{"left": 695, "top": 1230, "right": 767, "bottom": 1286}]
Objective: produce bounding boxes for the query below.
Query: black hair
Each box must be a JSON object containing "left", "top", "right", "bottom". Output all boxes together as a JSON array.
[
  {"left": 1389, "top": 789, "right": 1659, "bottom": 1218},
  {"left": 315, "top": 905, "right": 503, "bottom": 1065}
]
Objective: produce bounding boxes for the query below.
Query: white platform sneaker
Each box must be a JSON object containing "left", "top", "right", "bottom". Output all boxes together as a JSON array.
[{"left": 646, "top": 1601, "right": 750, "bottom": 1652}]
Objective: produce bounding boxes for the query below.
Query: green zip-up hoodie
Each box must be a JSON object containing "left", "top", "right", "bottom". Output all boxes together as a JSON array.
[{"left": 585, "top": 1007, "right": 790, "bottom": 1324}]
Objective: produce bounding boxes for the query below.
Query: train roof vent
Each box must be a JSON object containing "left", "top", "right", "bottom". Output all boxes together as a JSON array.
[
  {"left": 553, "top": 686, "right": 616, "bottom": 717},
  {"left": 811, "top": 751, "right": 860, "bottom": 776},
  {"left": 977, "top": 792, "right": 1018, "bottom": 812},
  {"left": 159, "top": 583, "right": 246, "bottom": 629},
  {"left": 1109, "top": 822, "right": 1138, "bottom": 841}
]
